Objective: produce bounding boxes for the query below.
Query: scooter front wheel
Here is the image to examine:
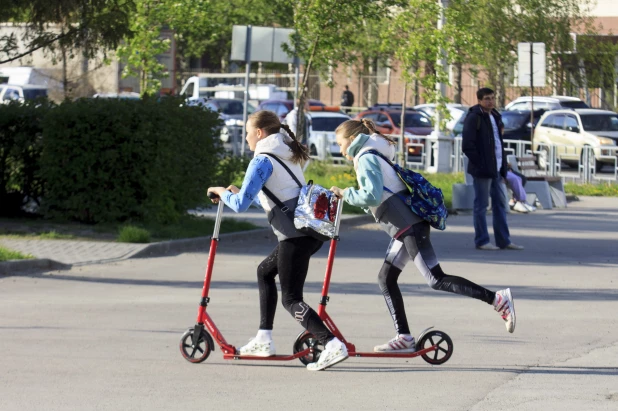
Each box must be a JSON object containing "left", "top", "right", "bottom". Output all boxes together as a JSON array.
[
  {"left": 180, "top": 327, "right": 214, "bottom": 363},
  {"left": 417, "top": 330, "right": 453, "bottom": 365},
  {"left": 293, "top": 331, "right": 324, "bottom": 365}
]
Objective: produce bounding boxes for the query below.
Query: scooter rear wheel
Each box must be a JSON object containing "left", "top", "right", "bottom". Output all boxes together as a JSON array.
[
  {"left": 180, "top": 327, "right": 213, "bottom": 363},
  {"left": 417, "top": 330, "right": 453, "bottom": 365},
  {"left": 293, "top": 331, "right": 324, "bottom": 365}
]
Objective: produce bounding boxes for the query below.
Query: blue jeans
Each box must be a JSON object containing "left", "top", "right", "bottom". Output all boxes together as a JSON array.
[{"left": 473, "top": 176, "right": 511, "bottom": 248}]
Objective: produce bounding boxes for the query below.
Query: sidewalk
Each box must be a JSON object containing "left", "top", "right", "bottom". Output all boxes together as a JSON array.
[{"left": 0, "top": 205, "right": 372, "bottom": 274}]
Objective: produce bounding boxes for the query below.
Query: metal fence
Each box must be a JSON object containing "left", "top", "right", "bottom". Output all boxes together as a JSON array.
[{"left": 311, "top": 135, "right": 618, "bottom": 184}]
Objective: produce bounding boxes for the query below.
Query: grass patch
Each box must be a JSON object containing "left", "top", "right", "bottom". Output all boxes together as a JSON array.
[
  {"left": 117, "top": 226, "right": 151, "bottom": 243},
  {"left": 38, "top": 231, "right": 75, "bottom": 240},
  {"left": 564, "top": 183, "right": 618, "bottom": 197},
  {"left": 115, "top": 215, "right": 260, "bottom": 243},
  {"left": 304, "top": 160, "right": 464, "bottom": 209},
  {"left": 0, "top": 246, "right": 34, "bottom": 262}
]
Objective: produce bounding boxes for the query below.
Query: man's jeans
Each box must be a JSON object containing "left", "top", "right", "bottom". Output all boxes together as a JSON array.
[{"left": 473, "top": 176, "right": 510, "bottom": 248}]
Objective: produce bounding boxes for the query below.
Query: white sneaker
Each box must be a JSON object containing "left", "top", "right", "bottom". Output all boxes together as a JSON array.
[
  {"left": 494, "top": 288, "right": 516, "bottom": 333},
  {"left": 237, "top": 337, "right": 276, "bottom": 357},
  {"left": 513, "top": 202, "right": 529, "bottom": 213},
  {"left": 476, "top": 243, "right": 500, "bottom": 251},
  {"left": 508, "top": 198, "right": 515, "bottom": 208},
  {"left": 374, "top": 334, "right": 416, "bottom": 353},
  {"left": 307, "top": 337, "right": 348, "bottom": 371},
  {"left": 524, "top": 203, "right": 536, "bottom": 212}
]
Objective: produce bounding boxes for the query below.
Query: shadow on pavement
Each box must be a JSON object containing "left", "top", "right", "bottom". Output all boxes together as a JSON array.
[{"left": 34, "top": 274, "right": 618, "bottom": 301}]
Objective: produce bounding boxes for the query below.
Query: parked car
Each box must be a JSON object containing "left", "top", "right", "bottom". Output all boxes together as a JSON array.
[
  {"left": 500, "top": 109, "right": 546, "bottom": 141},
  {"left": 0, "top": 84, "right": 48, "bottom": 104},
  {"left": 413, "top": 103, "right": 469, "bottom": 132},
  {"left": 256, "top": 99, "right": 325, "bottom": 121},
  {"left": 306, "top": 110, "right": 351, "bottom": 158},
  {"left": 355, "top": 109, "right": 433, "bottom": 156},
  {"left": 533, "top": 109, "right": 618, "bottom": 172},
  {"left": 93, "top": 92, "right": 141, "bottom": 100},
  {"left": 451, "top": 108, "right": 545, "bottom": 140},
  {"left": 505, "top": 95, "right": 589, "bottom": 111},
  {"left": 188, "top": 98, "right": 256, "bottom": 143}
]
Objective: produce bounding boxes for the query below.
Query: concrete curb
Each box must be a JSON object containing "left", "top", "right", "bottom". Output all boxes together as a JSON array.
[
  {"left": 0, "top": 258, "right": 71, "bottom": 276},
  {"left": 0, "top": 214, "right": 373, "bottom": 275}
]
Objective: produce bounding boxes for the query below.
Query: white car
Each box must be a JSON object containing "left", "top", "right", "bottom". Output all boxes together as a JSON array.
[
  {"left": 505, "top": 96, "right": 588, "bottom": 111},
  {"left": 413, "top": 103, "right": 468, "bottom": 132},
  {"left": 533, "top": 109, "right": 618, "bottom": 172},
  {"left": 0, "top": 84, "right": 48, "bottom": 104},
  {"left": 306, "top": 111, "right": 351, "bottom": 159}
]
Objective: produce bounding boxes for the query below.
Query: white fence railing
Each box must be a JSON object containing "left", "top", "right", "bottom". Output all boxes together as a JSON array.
[{"left": 310, "top": 135, "right": 618, "bottom": 184}]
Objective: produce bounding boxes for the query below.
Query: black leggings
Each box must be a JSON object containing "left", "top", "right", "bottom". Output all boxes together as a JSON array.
[
  {"left": 257, "top": 236, "right": 334, "bottom": 345},
  {"left": 379, "top": 221, "right": 496, "bottom": 335}
]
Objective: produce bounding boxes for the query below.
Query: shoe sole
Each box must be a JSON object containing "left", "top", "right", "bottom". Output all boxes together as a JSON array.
[
  {"left": 373, "top": 348, "right": 417, "bottom": 353},
  {"left": 307, "top": 354, "right": 348, "bottom": 371},
  {"left": 236, "top": 352, "right": 276, "bottom": 357},
  {"left": 506, "top": 288, "right": 516, "bottom": 333}
]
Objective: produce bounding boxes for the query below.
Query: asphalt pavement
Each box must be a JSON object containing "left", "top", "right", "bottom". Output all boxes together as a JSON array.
[{"left": 1, "top": 197, "right": 617, "bottom": 410}]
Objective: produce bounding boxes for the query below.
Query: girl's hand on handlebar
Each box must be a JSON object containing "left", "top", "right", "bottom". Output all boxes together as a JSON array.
[
  {"left": 329, "top": 186, "right": 345, "bottom": 199},
  {"left": 226, "top": 185, "right": 240, "bottom": 194},
  {"left": 207, "top": 187, "right": 226, "bottom": 204}
]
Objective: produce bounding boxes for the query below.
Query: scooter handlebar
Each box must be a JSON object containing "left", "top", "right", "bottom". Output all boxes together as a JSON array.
[{"left": 208, "top": 192, "right": 220, "bottom": 200}]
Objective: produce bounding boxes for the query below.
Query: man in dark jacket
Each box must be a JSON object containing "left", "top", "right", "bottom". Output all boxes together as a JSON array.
[
  {"left": 462, "top": 88, "right": 523, "bottom": 251},
  {"left": 341, "top": 85, "right": 354, "bottom": 113}
]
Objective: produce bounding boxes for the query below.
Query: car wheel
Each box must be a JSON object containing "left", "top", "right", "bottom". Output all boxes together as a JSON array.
[{"left": 310, "top": 145, "right": 318, "bottom": 156}]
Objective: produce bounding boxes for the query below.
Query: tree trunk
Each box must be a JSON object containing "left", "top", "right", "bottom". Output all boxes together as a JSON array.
[{"left": 453, "top": 61, "right": 463, "bottom": 104}]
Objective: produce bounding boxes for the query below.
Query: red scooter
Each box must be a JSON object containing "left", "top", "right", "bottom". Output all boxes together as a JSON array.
[
  {"left": 180, "top": 194, "right": 453, "bottom": 366},
  {"left": 291, "top": 200, "right": 454, "bottom": 366},
  {"left": 179, "top": 194, "right": 315, "bottom": 363}
]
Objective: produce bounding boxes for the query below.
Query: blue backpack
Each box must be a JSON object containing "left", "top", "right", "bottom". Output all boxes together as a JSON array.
[{"left": 359, "top": 150, "right": 448, "bottom": 230}]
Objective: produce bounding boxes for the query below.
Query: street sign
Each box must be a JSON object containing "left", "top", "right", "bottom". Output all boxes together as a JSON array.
[
  {"left": 517, "top": 42, "right": 546, "bottom": 87},
  {"left": 231, "top": 26, "right": 295, "bottom": 64}
]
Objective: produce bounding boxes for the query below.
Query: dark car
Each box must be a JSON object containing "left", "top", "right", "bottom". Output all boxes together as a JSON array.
[
  {"left": 451, "top": 109, "right": 545, "bottom": 141},
  {"left": 256, "top": 99, "right": 325, "bottom": 120},
  {"left": 355, "top": 109, "right": 433, "bottom": 156},
  {"left": 501, "top": 109, "right": 546, "bottom": 141},
  {"left": 188, "top": 98, "right": 255, "bottom": 143}
]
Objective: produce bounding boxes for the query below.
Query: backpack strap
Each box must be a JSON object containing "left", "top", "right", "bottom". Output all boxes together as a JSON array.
[
  {"left": 261, "top": 152, "right": 303, "bottom": 188},
  {"left": 358, "top": 149, "right": 394, "bottom": 166},
  {"left": 258, "top": 152, "right": 301, "bottom": 219},
  {"left": 358, "top": 149, "right": 400, "bottom": 196}
]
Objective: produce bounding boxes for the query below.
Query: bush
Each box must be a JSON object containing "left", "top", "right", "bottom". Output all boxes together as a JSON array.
[
  {"left": 0, "top": 99, "right": 52, "bottom": 217},
  {"left": 40, "top": 96, "right": 223, "bottom": 224},
  {"left": 117, "top": 225, "right": 151, "bottom": 243},
  {"left": 213, "top": 154, "right": 252, "bottom": 188}
]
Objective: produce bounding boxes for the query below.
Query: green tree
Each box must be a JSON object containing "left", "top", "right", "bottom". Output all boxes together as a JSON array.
[
  {"left": 290, "top": 0, "right": 404, "bottom": 141},
  {"left": 116, "top": 0, "right": 170, "bottom": 95},
  {"left": 0, "top": 0, "right": 134, "bottom": 65}
]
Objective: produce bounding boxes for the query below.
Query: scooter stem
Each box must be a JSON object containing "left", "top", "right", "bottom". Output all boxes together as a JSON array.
[{"left": 318, "top": 199, "right": 344, "bottom": 315}]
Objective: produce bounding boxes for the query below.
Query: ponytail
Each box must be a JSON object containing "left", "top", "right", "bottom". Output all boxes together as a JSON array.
[
  {"left": 249, "top": 110, "right": 309, "bottom": 164},
  {"left": 281, "top": 123, "right": 310, "bottom": 163},
  {"left": 335, "top": 118, "right": 396, "bottom": 145}
]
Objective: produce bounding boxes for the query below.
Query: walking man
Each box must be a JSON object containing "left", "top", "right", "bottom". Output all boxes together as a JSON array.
[
  {"left": 340, "top": 85, "right": 354, "bottom": 113},
  {"left": 462, "top": 88, "right": 523, "bottom": 251}
]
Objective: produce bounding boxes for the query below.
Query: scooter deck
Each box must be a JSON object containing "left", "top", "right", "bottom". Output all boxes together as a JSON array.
[{"left": 222, "top": 348, "right": 312, "bottom": 361}]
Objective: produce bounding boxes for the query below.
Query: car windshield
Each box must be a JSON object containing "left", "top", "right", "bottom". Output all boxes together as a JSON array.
[
  {"left": 560, "top": 101, "right": 589, "bottom": 109},
  {"left": 311, "top": 116, "right": 349, "bottom": 132},
  {"left": 391, "top": 112, "right": 432, "bottom": 128},
  {"left": 580, "top": 114, "right": 618, "bottom": 132},
  {"left": 501, "top": 112, "right": 529, "bottom": 129},
  {"left": 23, "top": 89, "right": 47, "bottom": 99}
]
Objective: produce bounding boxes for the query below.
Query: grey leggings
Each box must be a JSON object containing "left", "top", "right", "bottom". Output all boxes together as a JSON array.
[{"left": 379, "top": 221, "right": 496, "bottom": 335}]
